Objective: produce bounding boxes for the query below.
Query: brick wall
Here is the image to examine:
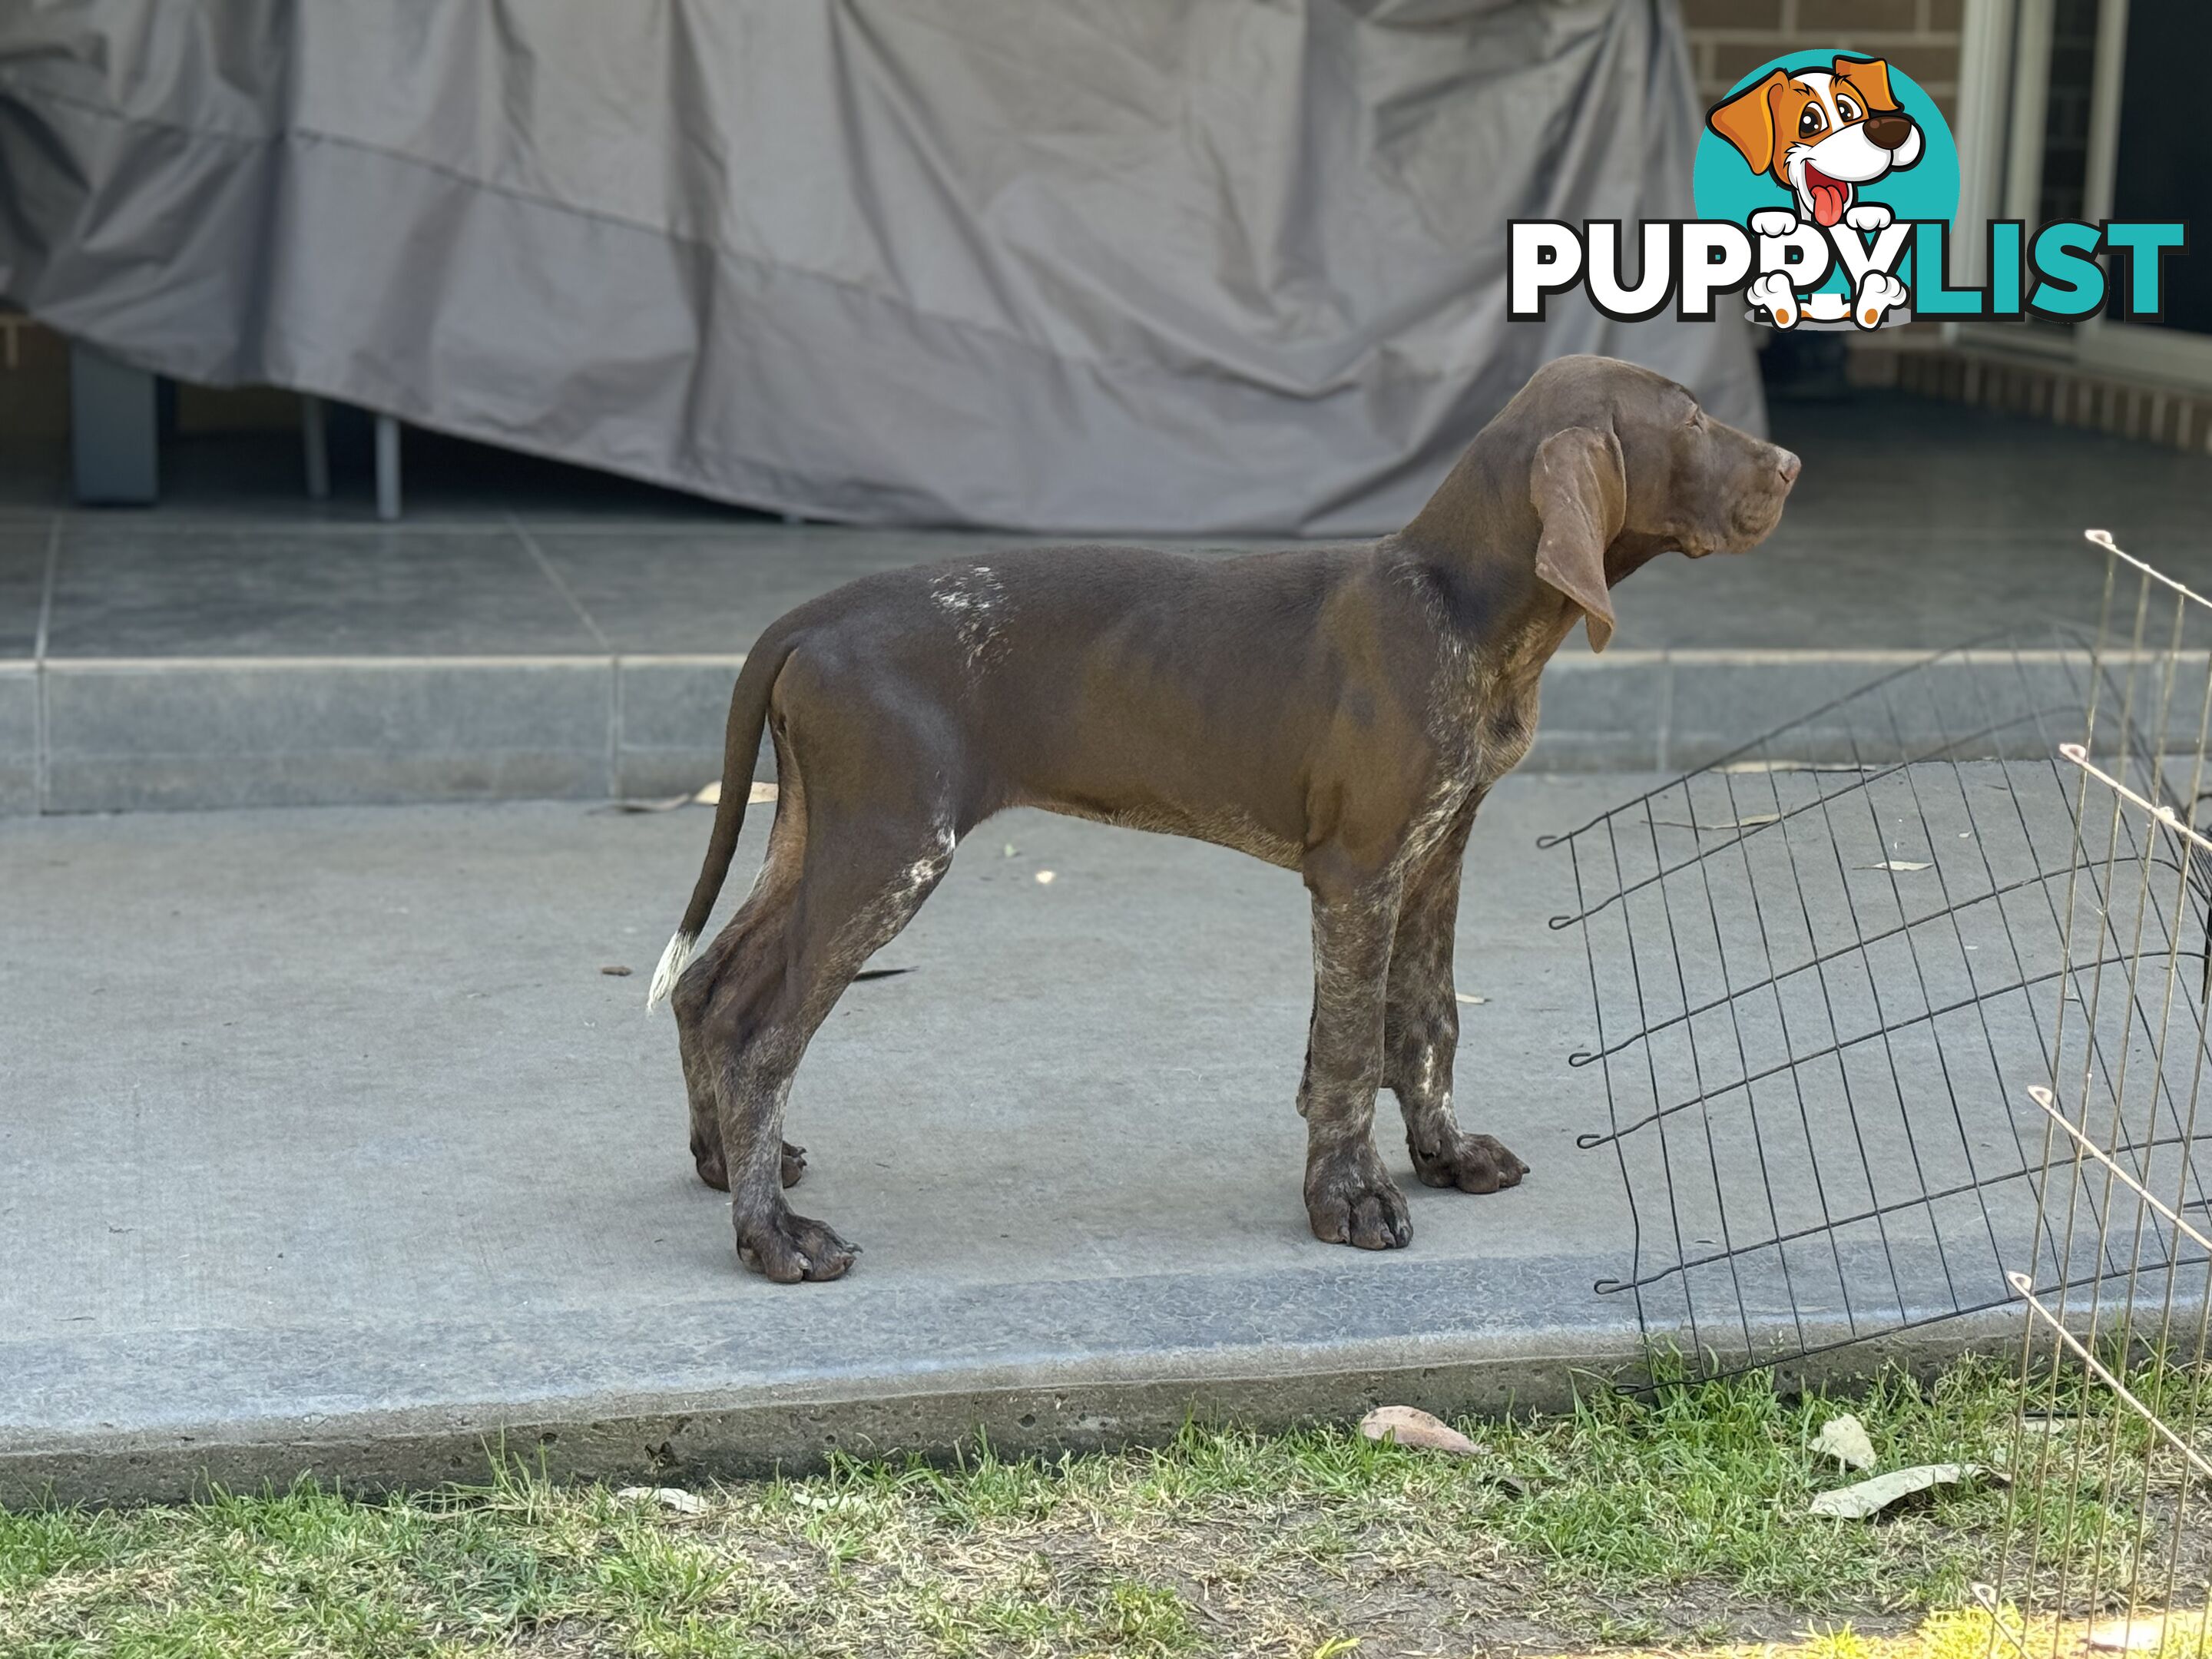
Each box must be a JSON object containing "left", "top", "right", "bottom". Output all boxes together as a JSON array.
[{"left": 1681, "top": 0, "right": 1965, "bottom": 128}]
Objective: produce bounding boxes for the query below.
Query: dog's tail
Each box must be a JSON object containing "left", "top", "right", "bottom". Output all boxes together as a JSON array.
[{"left": 647, "top": 633, "right": 795, "bottom": 1012}]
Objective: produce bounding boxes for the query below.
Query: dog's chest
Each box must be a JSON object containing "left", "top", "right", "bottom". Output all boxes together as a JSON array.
[{"left": 1435, "top": 651, "right": 1545, "bottom": 792}]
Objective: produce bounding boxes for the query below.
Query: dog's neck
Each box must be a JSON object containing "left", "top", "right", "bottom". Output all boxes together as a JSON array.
[
  {"left": 1398, "top": 442, "right": 1671, "bottom": 657},
  {"left": 1604, "top": 530, "right": 1674, "bottom": 586}
]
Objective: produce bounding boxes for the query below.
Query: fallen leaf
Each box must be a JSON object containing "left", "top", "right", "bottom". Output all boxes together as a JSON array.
[
  {"left": 589, "top": 778, "right": 773, "bottom": 814},
  {"left": 1002, "top": 843, "right": 1018, "bottom": 858},
  {"left": 1035, "top": 870, "right": 1056, "bottom": 885},
  {"left": 600, "top": 965, "right": 633, "bottom": 978},
  {"left": 1455, "top": 992, "right": 1488, "bottom": 1005},
  {"left": 1862, "top": 860, "right": 1932, "bottom": 872},
  {"left": 1360, "top": 1409, "right": 1531, "bottom": 1494},
  {"left": 2088, "top": 1618, "right": 2172, "bottom": 1651},
  {"left": 1811, "top": 1412, "right": 1876, "bottom": 1471},
  {"left": 615, "top": 1486, "right": 708, "bottom": 1515},
  {"left": 1360, "top": 1406, "right": 1479, "bottom": 1457},
  {"left": 1810, "top": 1462, "right": 1998, "bottom": 1518}
]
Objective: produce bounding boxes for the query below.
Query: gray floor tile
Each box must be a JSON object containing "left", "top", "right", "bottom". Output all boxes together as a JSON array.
[
  {"left": 0, "top": 667, "right": 35, "bottom": 813},
  {"left": 43, "top": 525, "right": 603, "bottom": 658},
  {"left": 8, "top": 390, "right": 2209, "bottom": 664},
  {"left": 0, "top": 525, "right": 53, "bottom": 660}
]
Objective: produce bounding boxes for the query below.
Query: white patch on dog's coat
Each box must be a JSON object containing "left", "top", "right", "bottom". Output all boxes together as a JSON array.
[
  {"left": 647, "top": 929, "right": 697, "bottom": 1012},
  {"left": 930, "top": 565, "right": 1008, "bottom": 673}
]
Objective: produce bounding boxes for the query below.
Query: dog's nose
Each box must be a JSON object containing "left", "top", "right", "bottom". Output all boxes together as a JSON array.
[
  {"left": 1776, "top": 449, "right": 1801, "bottom": 485},
  {"left": 1863, "top": 114, "right": 1913, "bottom": 151}
]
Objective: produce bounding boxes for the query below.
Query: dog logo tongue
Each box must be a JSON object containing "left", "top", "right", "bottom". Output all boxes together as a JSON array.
[{"left": 1806, "top": 167, "right": 1849, "bottom": 227}]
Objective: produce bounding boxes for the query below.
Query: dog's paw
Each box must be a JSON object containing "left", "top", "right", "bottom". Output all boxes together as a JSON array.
[
  {"left": 780, "top": 1140, "right": 807, "bottom": 1189},
  {"left": 1305, "top": 1142, "right": 1413, "bottom": 1250},
  {"left": 1749, "top": 270, "right": 1801, "bottom": 328},
  {"left": 1749, "top": 207, "right": 1800, "bottom": 238},
  {"left": 1409, "top": 1129, "right": 1528, "bottom": 1194},
  {"left": 1843, "top": 202, "right": 1893, "bottom": 233},
  {"left": 1853, "top": 269, "right": 1909, "bottom": 329},
  {"left": 735, "top": 1206, "right": 858, "bottom": 1283}
]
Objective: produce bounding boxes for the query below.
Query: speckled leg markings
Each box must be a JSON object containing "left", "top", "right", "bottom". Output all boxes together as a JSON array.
[
  {"left": 1297, "top": 853, "right": 1415, "bottom": 1250},
  {"left": 680, "top": 926, "right": 810, "bottom": 1194},
  {"left": 1383, "top": 814, "right": 1528, "bottom": 1197},
  {"left": 713, "top": 821, "right": 954, "bottom": 1283}
]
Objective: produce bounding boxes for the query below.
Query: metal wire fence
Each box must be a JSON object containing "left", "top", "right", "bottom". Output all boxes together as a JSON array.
[
  {"left": 1549, "top": 534, "right": 2212, "bottom": 1392},
  {"left": 1982, "top": 532, "right": 2212, "bottom": 1646}
]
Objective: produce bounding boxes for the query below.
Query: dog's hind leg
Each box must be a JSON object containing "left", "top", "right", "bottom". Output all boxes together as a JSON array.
[
  {"left": 1382, "top": 813, "right": 1527, "bottom": 1195},
  {"left": 674, "top": 743, "right": 811, "bottom": 1193},
  {"left": 677, "top": 911, "right": 810, "bottom": 1193},
  {"left": 1298, "top": 850, "right": 1413, "bottom": 1250},
  {"left": 712, "top": 783, "right": 960, "bottom": 1283}
]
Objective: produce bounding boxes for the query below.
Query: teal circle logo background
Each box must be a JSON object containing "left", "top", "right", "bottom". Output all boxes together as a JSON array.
[{"left": 1692, "top": 56, "right": 1960, "bottom": 293}]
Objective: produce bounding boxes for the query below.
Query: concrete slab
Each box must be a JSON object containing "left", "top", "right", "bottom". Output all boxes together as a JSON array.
[
  {"left": 43, "top": 524, "right": 601, "bottom": 659},
  {"left": 0, "top": 774, "right": 2053, "bottom": 1503},
  {"left": 41, "top": 658, "right": 615, "bottom": 812},
  {"left": 0, "top": 664, "right": 36, "bottom": 814}
]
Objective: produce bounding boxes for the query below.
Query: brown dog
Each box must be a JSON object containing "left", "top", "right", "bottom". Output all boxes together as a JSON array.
[{"left": 650, "top": 355, "right": 1800, "bottom": 1282}]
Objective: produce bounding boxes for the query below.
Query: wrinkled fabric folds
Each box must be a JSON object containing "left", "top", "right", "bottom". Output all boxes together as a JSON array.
[{"left": 0, "top": 0, "right": 1760, "bottom": 533}]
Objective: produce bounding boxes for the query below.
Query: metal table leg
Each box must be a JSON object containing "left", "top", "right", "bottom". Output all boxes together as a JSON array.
[
  {"left": 375, "top": 412, "right": 402, "bottom": 521},
  {"left": 302, "top": 395, "right": 330, "bottom": 501}
]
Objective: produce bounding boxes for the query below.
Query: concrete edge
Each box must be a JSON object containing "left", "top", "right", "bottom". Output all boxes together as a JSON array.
[
  {"left": 0, "top": 1314, "right": 2028, "bottom": 1508},
  {"left": 0, "top": 645, "right": 2131, "bottom": 816}
]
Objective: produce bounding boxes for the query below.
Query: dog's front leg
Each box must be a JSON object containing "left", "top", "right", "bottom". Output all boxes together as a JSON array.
[
  {"left": 1298, "top": 855, "right": 1412, "bottom": 1250},
  {"left": 1383, "top": 822, "right": 1528, "bottom": 1196}
]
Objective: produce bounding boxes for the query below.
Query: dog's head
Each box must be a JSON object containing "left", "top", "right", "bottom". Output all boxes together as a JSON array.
[
  {"left": 1420, "top": 356, "right": 1799, "bottom": 652},
  {"left": 1707, "top": 57, "right": 1923, "bottom": 228}
]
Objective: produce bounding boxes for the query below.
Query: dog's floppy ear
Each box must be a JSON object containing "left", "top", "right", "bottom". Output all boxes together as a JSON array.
[
  {"left": 1707, "top": 71, "right": 1786, "bottom": 176},
  {"left": 1833, "top": 55, "right": 1898, "bottom": 111},
  {"left": 1530, "top": 426, "right": 1626, "bottom": 654}
]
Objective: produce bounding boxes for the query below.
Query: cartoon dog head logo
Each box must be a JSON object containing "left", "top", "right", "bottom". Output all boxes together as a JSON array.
[
  {"left": 1707, "top": 58, "right": 1924, "bottom": 231},
  {"left": 1513, "top": 68, "right": 2168, "bottom": 336}
]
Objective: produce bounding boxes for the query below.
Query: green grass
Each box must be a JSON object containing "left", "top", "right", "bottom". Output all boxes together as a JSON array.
[{"left": 2, "top": 1354, "right": 2197, "bottom": 1658}]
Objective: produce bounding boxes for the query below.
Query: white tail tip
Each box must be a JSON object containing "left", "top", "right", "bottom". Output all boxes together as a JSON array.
[{"left": 647, "top": 930, "right": 697, "bottom": 1012}]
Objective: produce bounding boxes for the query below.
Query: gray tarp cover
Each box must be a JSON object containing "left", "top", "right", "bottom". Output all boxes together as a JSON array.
[{"left": 0, "top": 0, "right": 1760, "bottom": 534}]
